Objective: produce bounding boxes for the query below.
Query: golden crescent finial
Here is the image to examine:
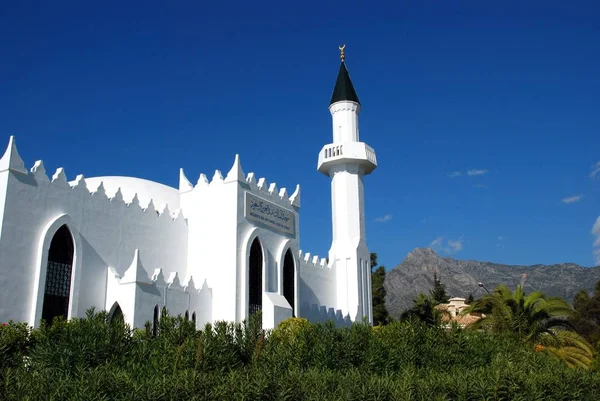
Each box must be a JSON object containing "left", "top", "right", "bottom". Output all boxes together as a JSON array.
[{"left": 339, "top": 44, "right": 346, "bottom": 62}]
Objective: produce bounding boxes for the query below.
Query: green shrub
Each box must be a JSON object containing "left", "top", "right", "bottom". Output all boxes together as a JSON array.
[
  {"left": 0, "top": 321, "right": 30, "bottom": 369},
  {"left": 1, "top": 309, "right": 599, "bottom": 400}
]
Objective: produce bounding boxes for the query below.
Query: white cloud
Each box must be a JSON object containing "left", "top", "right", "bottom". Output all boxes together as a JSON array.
[
  {"left": 497, "top": 236, "right": 504, "bottom": 241},
  {"left": 430, "top": 236, "right": 463, "bottom": 254},
  {"left": 447, "top": 239, "right": 463, "bottom": 253},
  {"left": 592, "top": 217, "right": 600, "bottom": 265},
  {"left": 467, "top": 169, "right": 489, "bottom": 176},
  {"left": 375, "top": 214, "right": 393, "bottom": 223},
  {"left": 430, "top": 236, "right": 444, "bottom": 247},
  {"left": 448, "top": 171, "right": 462, "bottom": 178},
  {"left": 561, "top": 194, "right": 584, "bottom": 204},
  {"left": 590, "top": 161, "right": 600, "bottom": 179}
]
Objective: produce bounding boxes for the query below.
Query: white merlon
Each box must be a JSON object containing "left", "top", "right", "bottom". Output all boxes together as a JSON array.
[
  {"left": 289, "top": 184, "right": 301, "bottom": 207},
  {"left": 246, "top": 172, "right": 257, "bottom": 187},
  {"left": 31, "top": 160, "right": 49, "bottom": 182},
  {"left": 197, "top": 173, "right": 209, "bottom": 186},
  {"left": 0, "top": 136, "right": 27, "bottom": 174},
  {"left": 121, "top": 249, "right": 151, "bottom": 284},
  {"left": 111, "top": 188, "right": 124, "bottom": 203},
  {"left": 183, "top": 276, "right": 196, "bottom": 292},
  {"left": 257, "top": 177, "right": 266, "bottom": 191},
  {"left": 224, "top": 154, "right": 246, "bottom": 184},
  {"left": 52, "top": 168, "right": 69, "bottom": 188},
  {"left": 211, "top": 170, "right": 224, "bottom": 183},
  {"left": 152, "top": 268, "right": 166, "bottom": 286},
  {"left": 72, "top": 175, "right": 87, "bottom": 192},
  {"left": 179, "top": 168, "right": 194, "bottom": 192},
  {"left": 268, "top": 182, "right": 278, "bottom": 195},
  {"left": 145, "top": 199, "right": 156, "bottom": 214},
  {"left": 167, "top": 272, "right": 183, "bottom": 290},
  {"left": 129, "top": 193, "right": 141, "bottom": 208}
]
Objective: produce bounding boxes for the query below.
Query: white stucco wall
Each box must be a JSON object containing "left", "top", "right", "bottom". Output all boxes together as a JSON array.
[{"left": 0, "top": 140, "right": 188, "bottom": 327}]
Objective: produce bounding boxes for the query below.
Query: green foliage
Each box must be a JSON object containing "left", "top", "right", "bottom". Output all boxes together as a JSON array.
[
  {"left": 1, "top": 308, "right": 599, "bottom": 400},
  {"left": 400, "top": 293, "right": 448, "bottom": 326},
  {"left": 570, "top": 281, "right": 600, "bottom": 348},
  {"left": 369, "top": 252, "right": 378, "bottom": 272},
  {"left": 465, "top": 284, "right": 595, "bottom": 369},
  {"left": 430, "top": 272, "right": 450, "bottom": 304},
  {"left": 371, "top": 266, "right": 390, "bottom": 326},
  {"left": 0, "top": 321, "right": 30, "bottom": 370},
  {"left": 369, "top": 251, "right": 390, "bottom": 325},
  {"left": 466, "top": 293, "right": 475, "bottom": 304}
]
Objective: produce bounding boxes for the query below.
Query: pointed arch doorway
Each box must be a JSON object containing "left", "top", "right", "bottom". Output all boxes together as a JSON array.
[
  {"left": 282, "top": 249, "right": 295, "bottom": 316},
  {"left": 248, "top": 237, "right": 263, "bottom": 317},
  {"left": 41, "top": 224, "right": 74, "bottom": 325}
]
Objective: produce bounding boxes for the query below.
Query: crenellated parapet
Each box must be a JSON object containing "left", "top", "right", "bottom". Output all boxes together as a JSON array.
[
  {"left": 106, "top": 249, "right": 212, "bottom": 328},
  {"left": 179, "top": 154, "right": 301, "bottom": 210},
  {"left": 298, "top": 249, "right": 330, "bottom": 269},
  {"left": 0, "top": 136, "right": 186, "bottom": 224},
  {"left": 298, "top": 250, "right": 338, "bottom": 317},
  {"left": 299, "top": 303, "right": 352, "bottom": 327},
  {"left": 111, "top": 249, "right": 196, "bottom": 290}
]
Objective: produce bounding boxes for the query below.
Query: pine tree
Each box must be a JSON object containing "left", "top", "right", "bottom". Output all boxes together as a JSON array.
[
  {"left": 430, "top": 272, "right": 449, "bottom": 304},
  {"left": 371, "top": 266, "right": 390, "bottom": 325},
  {"left": 370, "top": 252, "right": 378, "bottom": 272},
  {"left": 569, "top": 281, "right": 600, "bottom": 346},
  {"left": 466, "top": 293, "right": 475, "bottom": 304},
  {"left": 370, "top": 252, "right": 390, "bottom": 325}
]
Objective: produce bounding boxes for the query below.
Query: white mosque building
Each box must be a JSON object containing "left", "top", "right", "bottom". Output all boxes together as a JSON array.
[{"left": 0, "top": 49, "right": 378, "bottom": 330}]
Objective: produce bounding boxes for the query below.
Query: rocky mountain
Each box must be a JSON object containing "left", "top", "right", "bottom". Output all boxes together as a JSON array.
[{"left": 384, "top": 247, "right": 600, "bottom": 319}]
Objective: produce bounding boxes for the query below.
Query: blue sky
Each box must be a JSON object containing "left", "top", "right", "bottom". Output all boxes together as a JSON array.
[{"left": 1, "top": 1, "right": 599, "bottom": 269}]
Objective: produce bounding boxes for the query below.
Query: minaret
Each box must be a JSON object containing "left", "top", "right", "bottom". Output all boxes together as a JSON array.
[{"left": 317, "top": 45, "right": 377, "bottom": 323}]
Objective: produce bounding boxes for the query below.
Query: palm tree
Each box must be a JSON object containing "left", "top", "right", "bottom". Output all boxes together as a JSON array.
[
  {"left": 400, "top": 293, "right": 449, "bottom": 326},
  {"left": 463, "top": 284, "right": 594, "bottom": 369}
]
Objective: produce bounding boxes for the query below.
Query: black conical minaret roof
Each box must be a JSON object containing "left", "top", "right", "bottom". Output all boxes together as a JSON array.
[{"left": 329, "top": 62, "right": 360, "bottom": 106}]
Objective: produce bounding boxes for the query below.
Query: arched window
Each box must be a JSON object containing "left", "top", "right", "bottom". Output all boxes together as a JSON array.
[
  {"left": 184, "top": 310, "right": 189, "bottom": 321},
  {"left": 108, "top": 302, "right": 124, "bottom": 324},
  {"left": 283, "top": 249, "right": 295, "bottom": 317},
  {"left": 152, "top": 305, "right": 159, "bottom": 337},
  {"left": 41, "top": 225, "right": 74, "bottom": 325},
  {"left": 248, "top": 238, "right": 263, "bottom": 316},
  {"left": 192, "top": 312, "right": 196, "bottom": 326}
]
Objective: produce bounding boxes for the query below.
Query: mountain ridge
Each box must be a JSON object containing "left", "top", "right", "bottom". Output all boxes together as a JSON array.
[{"left": 383, "top": 247, "right": 600, "bottom": 318}]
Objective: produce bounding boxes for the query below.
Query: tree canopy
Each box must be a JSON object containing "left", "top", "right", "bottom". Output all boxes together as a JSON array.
[
  {"left": 464, "top": 284, "right": 595, "bottom": 369},
  {"left": 430, "top": 273, "right": 449, "bottom": 304}
]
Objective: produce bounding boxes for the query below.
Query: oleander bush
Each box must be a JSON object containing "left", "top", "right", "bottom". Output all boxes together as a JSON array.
[{"left": 1, "top": 310, "right": 599, "bottom": 400}]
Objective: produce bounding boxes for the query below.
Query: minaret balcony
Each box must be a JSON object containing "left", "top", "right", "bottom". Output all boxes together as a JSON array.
[{"left": 317, "top": 142, "right": 377, "bottom": 176}]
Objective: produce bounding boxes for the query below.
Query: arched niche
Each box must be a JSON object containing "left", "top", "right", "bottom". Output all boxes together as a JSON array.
[
  {"left": 108, "top": 302, "right": 124, "bottom": 324},
  {"left": 248, "top": 237, "right": 263, "bottom": 317},
  {"left": 282, "top": 248, "right": 295, "bottom": 316},
  {"left": 41, "top": 224, "right": 75, "bottom": 325},
  {"left": 30, "top": 214, "right": 82, "bottom": 328},
  {"left": 152, "top": 305, "right": 159, "bottom": 337}
]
